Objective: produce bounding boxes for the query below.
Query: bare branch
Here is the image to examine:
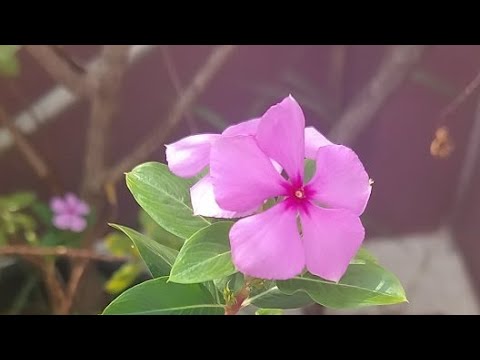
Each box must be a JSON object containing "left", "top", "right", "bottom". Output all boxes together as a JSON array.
[
  {"left": 0, "top": 244, "right": 127, "bottom": 262},
  {"left": 451, "top": 94, "right": 480, "bottom": 221},
  {"left": 328, "top": 45, "right": 426, "bottom": 145},
  {"left": 101, "top": 45, "right": 237, "bottom": 184},
  {"left": 81, "top": 45, "right": 130, "bottom": 197},
  {"left": 329, "top": 45, "right": 348, "bottom": 116},
  {"left": 25, "top": 45, "right": 86, "bottom": 96},
  {"left": 439, "top": 69, "right": 480, "bottom": 122},
  {"left": 160, "top": 45, "right": 198, "bottom": 133},
  {"left": 0, "top": 107, "right": 61, "bottom": 192}
]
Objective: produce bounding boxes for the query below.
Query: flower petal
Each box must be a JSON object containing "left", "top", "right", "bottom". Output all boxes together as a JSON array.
[
  {"left": 210, "top": 135, "right": 287, "bottom": 212},
  {"left": 165, "top": 134, "right": 220, "bottom": 177},
  {"left": 306, "top": 145, "right": 372, "bottom": 215},
  {"left": 68, "top": 216, "right": 87, "bottom": 232},
  {"left": 53, "top": 214, "right": 72, "bottom": 230},
  {"left": 75, "top": 201, "right": 90, "bottom": 216},
  {"left": 222, "top": 118, "right": 260, "bottom": 136},
  {"left": 230, "top": 202, "right": 305, "bottom": 280},
  {"left": 190, "top": 176, "right": 258, "bottom": 218},
  {"left": 65, "top": 193, "right": 80, "bottom": 208},
  {"left": 300, "top": 203, "right": 365, "bottom": 282},
  {"left": 63, "top": 193, "right": 89, "bottom": 216},
  {"left": 256, "top": 95, "right": 305, "bottom": 182},
  {"left": 50, "top": 197, "right": 66, "bottom": 214},
  {"left": 304, "top": 126, "right": 333, "bottom": 159}
]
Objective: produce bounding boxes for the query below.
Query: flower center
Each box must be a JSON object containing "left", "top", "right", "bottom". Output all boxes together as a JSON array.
[{"left": 294, "top": 188, "right": 305, "bottom": 199}]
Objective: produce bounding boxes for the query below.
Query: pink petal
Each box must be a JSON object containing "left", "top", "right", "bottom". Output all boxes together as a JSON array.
[
  {"left": 306, "top": 145, "right": 372, "bottom": 216},
  {"left": 65, "top": 192, "right": 80, "bottom": 207},
  {"left": 222, "top": 118, "right": 260, "bottom": 136},
  {"left": 210, "top": 135, "right": 287, "bottom": 212},
  {"left": 230, "top": 202, "right": 305, "bottom": 280},
  {"left": 256, "top": 95, "right": 305, "bottom": 182},
  {"left": 300, "top": 203, "right": 365, "bottom": 282},
  {"left": 64, "top": 193, "right": 90, "bottom": 216},
  {"left": 304, "top": 126, "right": 333, "bottom": 159},
  {"left": 165, "top": 134, "right": 220, "bottom": 178},
  {"left": 68, "top": 216, "right": 87, "bottom": 232},
  {"left": 190, "top": 176, "right": 258, "bottom": 218},
  {"left": 53, "top": 214, "right": 73, "bottom": 230},
  {"left": 74, "top": 201, "right": 90, "bottom": 216},
  {"left": 50, "top": 197, "right": 66, "bottom": 214}
]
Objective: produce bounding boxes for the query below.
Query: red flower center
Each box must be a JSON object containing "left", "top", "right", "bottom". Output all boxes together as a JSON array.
[{"left": 294, "top": 189, "right": 305, "bottom": 199}]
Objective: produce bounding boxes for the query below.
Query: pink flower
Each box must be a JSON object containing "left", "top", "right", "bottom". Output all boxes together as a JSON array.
[
  {"left": 166, "top": 117, "right": 332, "bottom": 219},
  {"left": 165, "top": 118, "right": 261, "bottom": 219},
  {"left": 50, "top": 193, "right": 90, "bottom": 232},
  {"left": 166, "top": 95, "right": 371, "bottom": 281}
]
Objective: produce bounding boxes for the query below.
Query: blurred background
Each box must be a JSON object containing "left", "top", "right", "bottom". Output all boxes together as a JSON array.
[{"left": 0, "top": 45, "right": 479, "bottom": 315}]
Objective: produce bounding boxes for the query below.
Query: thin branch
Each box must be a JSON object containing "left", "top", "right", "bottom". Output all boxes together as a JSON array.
[
  {"left": 0, "top": 244, "right": 127, "bottom": 262},
  {"left": 59, "top": 258, "right": 89, "bottom": 314},
  {"left": 40, "top": 261, "right": 67, "bottom": 314},
  {"left": 439, "top": 69, "right": 480, "bottom": 123},
  {"left": 25, "top": 45, "right": 86, "bottom": 96},
  {"left": 81, "top": 45, "right": 130, "bottom": 197},
  {"left": 160, "top": 45, "right": 198, "bottom": 133},
  {"left": 0, "top": 107, "right": 61, "bottom": 193},
  {"left": 101, "top": 45, "right": 237, "bottom": 184},
  {"left": 328, "top": 45, "right": 426, "bottom": 145},
  {"left": 329, "top": 45, "right": 348, "bottom": 117},
  {"left": 451, "top": 94, "right": 480, "bottom": 222}
]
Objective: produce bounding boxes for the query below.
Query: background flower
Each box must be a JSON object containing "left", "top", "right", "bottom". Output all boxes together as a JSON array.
[{"left": 50, "top": 193, "right": 90, "bottom": 233}]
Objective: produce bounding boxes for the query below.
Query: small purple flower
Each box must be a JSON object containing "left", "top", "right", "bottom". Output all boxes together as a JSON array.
[
  {"left": 166, "top": 95, "right": 372, "bottom": 282},
  {"left": 50, "top": 193, "right": 90, "bottom": 232}
]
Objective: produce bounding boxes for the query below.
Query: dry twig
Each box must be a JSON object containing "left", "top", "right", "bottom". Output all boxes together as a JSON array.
[{"left": 328, "top": 45, "right": 426, "bottom": 145}]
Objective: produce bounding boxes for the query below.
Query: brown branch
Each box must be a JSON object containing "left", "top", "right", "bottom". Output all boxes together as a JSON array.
[
  {"left": 328, "top": 45, "right": 426, "bottom": 145},
  {"left": 100, "top": 45, "right": 237, "bottom": 184},
  {"left": 160, "top": 45, "right": 198, "bottom": 133},
  {"left": 0, "top": 107, "right": 61, "bottom": 193},
  {"left": 25, "top": 45, "right": 86, "bottom": 96},
  {"left": 81, "top": 45, "right": 131, "bottom": 197},
  {"left": 451, "top": 95, "right": 480, "bottom": 222},
  {"left": 38, "top": 260, "right": 67, "bottom": 314},
  {"left": 51, "top": 46, "right": 130, "bottom": 314},
  {"left": 439, "top": 69, "right": 480, "bottom": 123},
  {"left": 329, "top": 45, "right": 348, "bottom": 116},
  {"left": 59, "top": 258, "right": 89, "bottom": 314},
  {"left": 0, "top": 244, "right": 127, "bottom": 262},
  {"left": 224, "top": 282, "right": 250, "bottom": 315}
]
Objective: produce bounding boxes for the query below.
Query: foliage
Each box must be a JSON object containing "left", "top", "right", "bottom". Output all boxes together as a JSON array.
[{"left": 103, "top": 162, "right": 407, "bottom": 315}]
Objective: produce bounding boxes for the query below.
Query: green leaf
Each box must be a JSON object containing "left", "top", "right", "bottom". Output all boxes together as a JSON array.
[
  {"left": 169, "top": 222, "right": 236, "bottom": 284},
  {"left": 138, "top": 210, "right": 184, "bottom": 250},
  {"left": 351, "top": 247, "right": 378, "bottom": 265},
  {"left": 104, "top": 263, "right": 143, "bottom": 295},
  {"left": 0, "top": 192, "right": 36, "bottom": 211},
  {"left": 0, "top": 45, "right": 20, "bottom": 77},
  {"left": 248, "top": 286, "right": 314, "bottom": 309},
  {"left": 255, "top": 308, "right": 284, "bottom": 315},
  {"left": 0, "top": 230, "right": 7, "bottom": 245},
  {"left": 214, "top": 272, "right": 245, "bottom": 294},
  {"left": 12, "top": 213, "right": 36, "bottom": 231},
  {"left": 104, "top": 231, "right": 138, "bottom": 257},
  {"left": 102, "top": 277, "right": 224, "bottom": 315},
  {"left": 110, "top": 224, "right": 178, "bottom": 278},
  {"left": 126, "top": 162, "right": 211, "bottom": 239},
  {"left": 277, "top": 263, "right": 407, "bottom": 309},
  {"left": 304, "top": 159, "right": 316, "bottom": 183},
  {"left": 204, "top": 281, "right": 223, "bottom": 304},
  {"left": 31, "top": 202, "right": 53, "bottom": 227},
  {"left": 39, "top": 231, "right": 64, "bottom": 247}
]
